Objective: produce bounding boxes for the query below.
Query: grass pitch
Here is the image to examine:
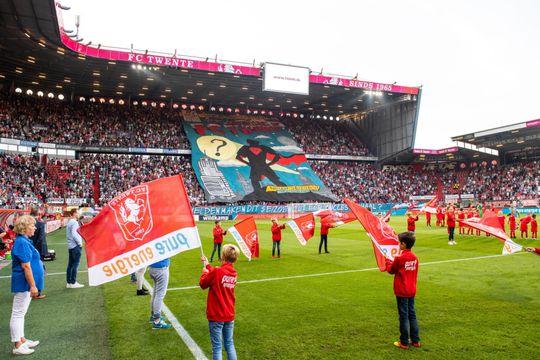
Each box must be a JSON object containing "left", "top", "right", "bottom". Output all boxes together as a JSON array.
[{"left": 1, "top": 216, "right": 539, "bottom": 359}]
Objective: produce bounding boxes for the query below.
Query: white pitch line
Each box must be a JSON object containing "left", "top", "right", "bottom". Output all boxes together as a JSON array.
[
  {"left": 143, "top": 278, "right": 208, "bottom": 360},
  {"left": 167, "top": 252, "right": 526, "bottom": 292},
  {"left": 0, "top": 270, "right": 89, "bottom": 279}
]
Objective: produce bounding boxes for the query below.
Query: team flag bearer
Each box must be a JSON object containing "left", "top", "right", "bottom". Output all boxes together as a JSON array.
[
  {"left": 78, "top": 175, "right": 202, "bottom": 286},
  {"left": 227, "top": 217, "right": 259, "bottom": 261}
]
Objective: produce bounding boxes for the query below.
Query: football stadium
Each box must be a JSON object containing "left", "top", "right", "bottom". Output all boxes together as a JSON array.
[{"left": 0, "top": 1, "right": 539, "bottom": 359}]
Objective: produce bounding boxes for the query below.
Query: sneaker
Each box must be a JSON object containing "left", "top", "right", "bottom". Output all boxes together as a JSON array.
[
  {"left": 393, "top": 341, "right": 408, "bottom": 350},
  {"left": 152, "top": 320, "right": 172, "bottom": 329},
  {"left": 33, "top": 294, "right": 46, "bottom": 300},
  {"left": 149, "top": 315, "right": 166, "bottom": 323},
  {"left": 411, "top": 342, "right": 421, "bottom": 348},
  {"left": 137, "top": 289, "right": 149, "bottom": 296},
  {"left": 272, "top": 256, "right": 275, "bottom": 259},
  {"left": 448, "top": 241, "right": 453, "bottom": 245},
  {"left": 278, "top": 255, "right": 282, "bottom": 259},
  {"left": 24, "top": 339, "right": 40, "bottom": 348},
  {"left": 70, "top": 282, "right": 85, "bottom": 289},
  {"left": 66, "top": 283, "right": 72, "bottom": 289},
  {"left": 13, "top": 345, "right": 34, "bottom": 355},
  {"left": 453, "top": 241, "right": 458, "bottom": 245}
]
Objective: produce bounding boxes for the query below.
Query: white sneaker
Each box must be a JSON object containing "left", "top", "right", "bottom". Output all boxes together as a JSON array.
[
  {"left": 70, "top": 282, "right": 85, "bottom": 288},
  {"left": 448, "top": 241, "right": 453, "bottom": 245},
  {"left": 453, "top": 241, "right": 458, "bottom": 245},
  {"left": 66, "top": 283, "right": 72, "bottom": 289},
  {"left": 24, "top": 339, "right": 39, "bottom": 348},
  {"left": 13, "top": 345, "right": 34, "bottom": 355}
]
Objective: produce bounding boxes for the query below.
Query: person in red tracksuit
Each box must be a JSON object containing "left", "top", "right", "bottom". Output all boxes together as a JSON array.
[
  {"left": 425, "top": 211, "right": 431, "bottom": 227},
  {"left": 520, "top": 215, "right": 531, "bottom": 239},
  {"left": 210, "top": 221, "right": 227, "bottom": 263},
  {"left": 508, "top": 213, "right": 517, "bottom": 238},
  {"left": 385, "top": 232, "right": 420, "bottom": 350},
  {"left": 200, "top": 244, "right": 239, "bottom": 360},
  {"left": 271, "top": 218, "right": 286, "bottom": 259},
  {"left": 406, "top": 213, "right": 419, "bottom": 233},
  {"left": 525, "top": 247, "right": 540, "bottom": 254},
  {"left": 457, "top": 209, "right": 466, "bottom": 235},
  {"left": 531, "top": 215, "right": 538, "bottom": 239},
  {"left": 319, "top": 222, "right": 334, "bottom": 254},
  {"left": 447, "top": 209, "right": 457, "bottom": 245}
]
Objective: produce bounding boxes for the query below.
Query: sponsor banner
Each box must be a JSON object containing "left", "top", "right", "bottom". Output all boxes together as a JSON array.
[
  {"left": 412, "top": 147, "right": 458, "bottom": 155},
  {"left": 526, "top": 119, "right": 540, "bottom": 127},
  {"left": 38, "top": 142, "right": 56, "bottom": 149},
  {"left": 305, "top": 154, "right": 377, "bottom": 161},
  {"left": 521, "top": 199, "right": 539, "bottom": 207},
  {"left": 79, "top": 175, "right": 200, "bottom": 285},
  {"left": 183, "top": 117, "right": 337, "bottom": 203},
  {"left": 47, "top": 198, "right": 65, "bottom": 205},
  {"left": 410, "top": 195, "right": 435, "bottom": 201},
  {"left": 0, "top": 138, "right": 20, "bottom": 145},
  {"left": 227, "top": 217, "right": 259, "bottom": 261},
  {"left": 287, "top": 213, "right": 315, "bottom": 245},
  {"left": 309, "top": 74, "right": 419, "bottom": 95},
  {"left": 45, "top": 220, "right": 62, "bottom": 234},
  {"left": 20, "top": 140, "right": 37, "bottom": 147},
  {"left": 263, "top": 63, "right": 310, "bottom": 95},
  {"left": 66, "top": 198, "right": 85, "bottom": 206},
  {"left": 200, "top": 215, "right": 232, "bottom": 221},
  {"left": 445, "top": 195, "right": 460, "bottom": 200},
  {"left": 460, "top": 194, "right": 475, "bottom": 200}
]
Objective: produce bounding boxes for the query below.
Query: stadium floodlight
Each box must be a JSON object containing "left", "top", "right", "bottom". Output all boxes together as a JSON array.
[
  {"left": 198, "top": 105, "right": 204, "bottom": 111},
  {"left": 253, "top": 110, "right": 258, "bottom": 115},
  {"left": 226, "top": 107, "right": 232, "bottom": 113},
  {"left": 47, "top": 92, "right": 54, "bottom": 98},
  {"left": 79, "top": 96, "right": 85, "bottom": 102},
  {"left": 142, "top": 101, "right": 147, "bottom": 106},
  {"left": 26, "top": 89, "right": 33, "bottom": 95},
  {"left": 109, "top": 99, "right": 115, "bottom": 104},
  {"left": 37, "top": 91, "right": 44, "bottom": 97},
  {"left": 151, "top": 102, "right": 157, "bottom": 107},
  {"left": 316, "top": 115, "right": 321, "bottom": 119},
  {"left": 58, "top": 94, "right": 64, "bottom": 100},
  {"left": 210, "top": 106, "right": 216, "bottom": 111},
  {"left": 329, "top": 116, "right": 333, "bottom": 120},
  {"left": 268, "top": 111, "right": 273, "bottom": 116},
  {"left": 172, "top": 103, "right": 178, "bottom": 109},
  {"left": 190, "top": 105, "right": 196, "bottom": 110},
  {"left": 247, "top": 109, "right": 251, "bottom": 115},
  {"left": 218, "top": 107, "right": 224, "bottom": 112},
  {"left": 132, "top": 64, "right": 136, "bottom": 69},
  {"left": 99, "top": 98, "right": 105, "bottom": 103},
  {"left": 133, "top": 101, "right": 138, "bottom": 106},
  {"left": 137, "top": 65, "right": 142, "bottom": 70},
  {"left": 118, "top": 100, "right": 124, "bottom": 105},
  {"left": 323, "top": 115, "right": 327, "bottom": 120}
]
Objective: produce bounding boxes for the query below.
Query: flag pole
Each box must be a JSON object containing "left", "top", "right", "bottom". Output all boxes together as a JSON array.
[{"left": 177, "top": 174, "right": 206, "bottom": 260}]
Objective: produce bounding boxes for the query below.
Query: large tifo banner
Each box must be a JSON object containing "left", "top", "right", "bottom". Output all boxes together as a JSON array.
[
  {"left": 79, "top": 175, "right": 201, "bottom": 286},
  {"left": 183, "top": 115, "right": 337, "bottom": 203}
]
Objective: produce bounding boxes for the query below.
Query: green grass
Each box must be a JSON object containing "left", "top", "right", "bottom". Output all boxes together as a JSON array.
[{"left": 2, "top": 217, "right": 539, "bottom": 359}]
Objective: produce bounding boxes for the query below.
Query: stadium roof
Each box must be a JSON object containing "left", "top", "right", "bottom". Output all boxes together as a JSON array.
[
  {"left": 0, "top": 0, "right": 420, "bottom": 119},
  {"left": 382, "top": 145, "right": 499, "bottom": 165},
  {"left": 451, "top": 119, "right": 540, "bottom": 162}
]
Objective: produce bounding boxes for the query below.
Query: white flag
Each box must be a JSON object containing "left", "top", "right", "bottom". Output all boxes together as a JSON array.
[{"left": 502, "top": 240, "right": 523, "bottom": 255}]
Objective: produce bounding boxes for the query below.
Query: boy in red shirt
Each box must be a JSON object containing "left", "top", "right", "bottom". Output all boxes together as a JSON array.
[
  {"left": 319, "top": 222, "right": 334, "bottom": 254},
  {"left": 466, "top": 210, "right": 474, "bottom": 235},
  {"left": 406, "top": 213, "right": 419, "bottom": 233},
  {"left": 508, "top": 213, "right": 517, "bottom": 239},
  {"left": 447, "top": 209, "right": 457, "bottom": 245},
  {"left": 200, "top": 244, "right": 239, "bottom": 360},
  {"left": 210, "top": 221, "right": 227, "bottom": 263},
  {"left": 385, "top": 232, "right": 420, "bottom": 350},
  {"left": 457, "top": 209, "right": 466, "bottom": 235},
  {"left": 425, "top": 211, "right": 431, "bottom": 227},
  {"left": 531, "top": 215, "right": 537, "bottom": 239},
  {"left": 520, "top": 215, "right": 531, "bottom": 239},
  {"left": 271, "top": 218, "right": 286, "bottom": 259}
]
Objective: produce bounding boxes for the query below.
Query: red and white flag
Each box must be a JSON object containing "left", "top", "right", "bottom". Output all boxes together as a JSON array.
[
  {"left": 344, "top": 199, "right": 400, "bottom": 271},
  {"left": 459, "top": 210, "right": 523, "bottom": 255},
  {"left": 420, "top": 196, "right": 438, "bottom": 214},
  {"left": 227, "top": 217, "right": 259, "bottom": 261},
  {"left": 381, "top": 206, "right": 395, "bottom": 223},
  {"left": 320, "top": 211, "right": 356, "bottom": 227},
  {"left": 287, "top": 213, "right": 315, "bottom": 246},
  {"left": 78, "top": 175, "right": 201, "bottom": 286}
]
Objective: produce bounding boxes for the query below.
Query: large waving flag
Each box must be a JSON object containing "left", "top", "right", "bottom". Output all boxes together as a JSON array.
[
  {"left": 420, "top": 196, "right": 438, "bottom": 214},
  {"left": 344, "top": 199, "right": 400, "bottom": 271},
  {"left": 287, "top": 213, "right": 315, "bottom": 245},
  {"left": 459, "top": 210, "right": 523, "bottom": 255},
  {"left": 320, "top": 211, "right": 356, "bottom": 227},
  {"left": 227, "top": 217, "right": 259, "bottom": 261},
  {"left": 78, "top": 175, "right": 201, "bottom": 286}
]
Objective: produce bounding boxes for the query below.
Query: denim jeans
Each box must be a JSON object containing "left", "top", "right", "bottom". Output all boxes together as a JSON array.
[
  {"left": 319, "top": 235, "right": 328, "bottom": 253},
  {"left": 210, "top": 243, "right": 222, "bottom": 262},
  {"left": 396, "top": 296, "right": 420, "bottom": 345},
  {"left": 272, "top": 241, "right": 281, "bottom": 256},
  {"left": 448, "top": 227, "right": 455, "bottom": 241},
  {"left": 209, "top": 321, "right": 237, "bottom": 360},
  {"left": 148, "top": 266, "right": 169, "bottom": 320},
  {"left": 66, "top": 245, "right": 82, "bottom": 284}
]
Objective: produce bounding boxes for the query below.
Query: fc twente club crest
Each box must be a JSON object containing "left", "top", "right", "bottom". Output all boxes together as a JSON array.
[{"left": 110, "top": 185, "right": 153, "bottom": 242}]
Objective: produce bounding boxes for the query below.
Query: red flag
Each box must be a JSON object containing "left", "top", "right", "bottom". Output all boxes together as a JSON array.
[
  {"left": 381, "top": 206, "right": 394, "bottom": 222},
  {"left": 227, "top": 217, "right": 259, "bottom": 261},
  {"left": 287, "top": 213, "right": 315, "bottom": 245},
  {"left": 458, "top": 210, "right": 510, "bottom": 241},
  {"left": 320, "top": 211, "right": 355, "bottom": 227},
  {"left": 313, "top": 209, "right": 334, "bottom": 218},
  {"left": 78, "top": 175, "right": 201, "bottom": 286},
  {"left": 344, "top": 199, "right": 400, "bottom": 271},
  {"left": 421, "top": 196, "right": 438, "bottom": 214}
]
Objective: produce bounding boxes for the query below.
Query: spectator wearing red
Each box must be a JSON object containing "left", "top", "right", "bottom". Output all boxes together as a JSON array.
[
  {"left": 210, "top": 221, "right": 227, "bottom": 263},
  {"left": 531, "top": 215, "right": 537, "bottom": 239},
  {"left": 271, "top": 218, "right": 286, "bottom": 259},
  {"left": 406, "top": 213, "right": 419, "bottom": 233},
  {"left": 447, "top": 208, "right": 457, "bottom": 245}
]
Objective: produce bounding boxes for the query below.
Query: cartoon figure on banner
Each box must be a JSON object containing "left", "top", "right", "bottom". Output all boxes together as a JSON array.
[
  {"left": 111, "top": 186, "right": 153, "bottom": 242},
  {"left": 236, "top": 139, "right": 286, "bottom": 192},
  {"left": 218, "top": 64, "right": 242, "bottom": 74}
]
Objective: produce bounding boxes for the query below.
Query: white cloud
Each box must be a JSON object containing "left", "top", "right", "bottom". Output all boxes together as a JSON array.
[{"left": 272, "top": 145, "right": 303, "bottom": 153}]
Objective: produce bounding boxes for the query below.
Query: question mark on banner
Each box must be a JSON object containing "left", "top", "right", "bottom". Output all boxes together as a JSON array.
[{"left": 211, "top": 138, "right": 227, "bottom": 157}]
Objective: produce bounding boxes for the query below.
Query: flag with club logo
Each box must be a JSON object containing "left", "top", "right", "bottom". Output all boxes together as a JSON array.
[
  {"left": 78, "top": 175, "right": 201, "bottom": 286},
  {"left": 344, "top": 199, "right": 400, "bottom": 271},
  {"left": 227, "top": 216, "right": 259, "bottom": 261},
  {"left": 320, "top": 211, "right": 356, "bottom": 227},
  {"left": 420, "top": 196, "right": 438, "bottom": 214},
  {"left": 287, "top": 213, "right": 315, "bottom": 245},
  {"left": 502, "top": 239, "right": 523, "bottom": 255}
]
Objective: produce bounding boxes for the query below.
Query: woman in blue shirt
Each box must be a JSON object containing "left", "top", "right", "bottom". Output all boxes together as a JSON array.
[{"left": 10, "top": 215, "right": 44, "bottom": 356}]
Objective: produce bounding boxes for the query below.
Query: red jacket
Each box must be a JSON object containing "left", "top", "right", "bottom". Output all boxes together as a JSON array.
[
  {"left": 447, "top": 213, "right": 456, "bottom": 228},
  {"left": 271, "top": 223, "right": 286, "bottom": 241},
  {"left": 509, "top": 215, "right": 516, "bottom": 230},
  {"left": 385, "top": 249, "right": 418, "bottom": 298},
  {"left": 199, "top": 262, "right": 237, "bottom": 322},
  {"left": 213, "top": 225, "right": 225, "bottom": 244},
  {"left": 407, "top": 216, "right": 418, "bottom": 231},
  {"left": 320, "top": 222, "right": 333, "bottom": 235},
  {"left": 533, "top": 248, "right": 540, "bottom": 254},
  {"left": 520, "top": 216, "right": 531, "bottom": 231},
  {"left": 531, "top": 219, "right": 537, "bottom": 232}
]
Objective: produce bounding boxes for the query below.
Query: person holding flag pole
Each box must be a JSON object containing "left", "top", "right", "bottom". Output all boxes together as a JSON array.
[{"left": 271, "top": 218, "right": 286, "bottom": 259}]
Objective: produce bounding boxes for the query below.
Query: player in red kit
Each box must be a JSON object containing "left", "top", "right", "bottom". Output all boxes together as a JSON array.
[
  {"left": 425, "top": 211, "right": 431, "bottom": 227},
  {"left": 446, "top": 208, "right": 457, "bottom": 245},
  {"left": 519, "top": 215, "right": 531, "bottom": 239},
  {"left": 531, "top": 215, "right": 537, "bottom": 239},
  {"left": 457, "top": 209, "right": 466, "bottom": 235},
  {"left": 508, "top": 213, "right": 517, "bottom": 238},
  {"left": 496, "top": 211, "right": 506, "bottom": 232},
  {"left": 466, "top": 209, "right": 474, "bottom": 235},
  {"left": 271, "top": 218, "right": 286, "bottom": 259},
  {"left": 407, "top": 213, "right": 419, "bottom": 233}
]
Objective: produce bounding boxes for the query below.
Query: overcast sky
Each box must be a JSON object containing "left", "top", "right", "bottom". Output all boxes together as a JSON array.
[{"left": 61, "top": 0, "right": 540, "bottom": 149}]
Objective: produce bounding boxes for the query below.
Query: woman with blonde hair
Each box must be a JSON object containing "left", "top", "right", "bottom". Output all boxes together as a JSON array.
[{"left": 10, "top": 215, "right": 44, "bottom": 355}]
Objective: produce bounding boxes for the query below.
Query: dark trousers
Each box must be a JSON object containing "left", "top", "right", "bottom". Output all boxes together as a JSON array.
[
  {"left": 66, "top": 245, "right": 82, "bottom": 284},
  {"left": 397, "top": 296, "right": 420, "bottom": 345},
  {"left": 272, "top": 241, "right": 281, "bottom": 256},
  {"left": 448, "top": 227, "right": 455, "bottom": 241},
  {"left": 210, "top": 243, "right": 222, "bottom": 262},
  {"left": 319, "top": 235, "right": 328, "bottom": 253}
]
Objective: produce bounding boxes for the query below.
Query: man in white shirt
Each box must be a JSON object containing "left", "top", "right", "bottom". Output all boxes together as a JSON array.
[{"left": 66, "top": 208, "right": 84, "bottom": 288}]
